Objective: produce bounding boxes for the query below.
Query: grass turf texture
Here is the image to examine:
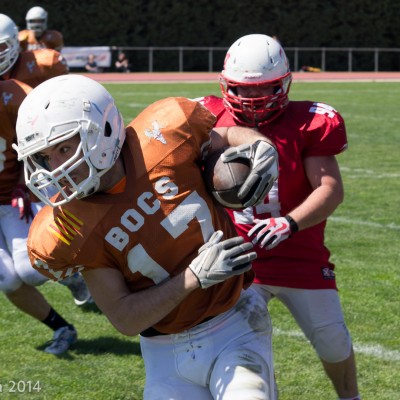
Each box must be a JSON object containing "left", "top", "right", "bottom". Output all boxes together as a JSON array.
[{"left": 1, "top": 81, "right": 399, "bottom": 399}]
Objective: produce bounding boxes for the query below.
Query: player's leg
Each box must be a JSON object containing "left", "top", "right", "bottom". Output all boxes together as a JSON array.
[
  {"left": 0, "top": 211, "right": 76, "bottom": 355},
  {"left": 271, "top": 286, "right": 360, "bottom": 399},
  {"left": 140, "top": 335, "right": 213, "bottom": 400},
  {"left": 140, "top": 288, "right": 275, "bottom": 399},
  {"left": 208, "top": 287, "right": 276, "bottom": 400}
]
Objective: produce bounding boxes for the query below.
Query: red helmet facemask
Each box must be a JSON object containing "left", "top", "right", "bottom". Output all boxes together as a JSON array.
[{"left": 220, "top": 72, "right": 292, "bottom": 127}]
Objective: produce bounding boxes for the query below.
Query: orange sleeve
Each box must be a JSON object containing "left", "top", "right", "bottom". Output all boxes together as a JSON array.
[
  {"left": 35, "top": 49, "right": 69, "bottom": 77},
  {"left": 0, "top": 80, "right": 32, "bottom": 202}
]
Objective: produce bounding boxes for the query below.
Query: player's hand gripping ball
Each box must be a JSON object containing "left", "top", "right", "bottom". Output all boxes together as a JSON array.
[
  {"left": 203, "top": 141, "right": 278, "bottom": 210},
  {"left": 203, "top": 147, "right": 251, "bottom": 210}
]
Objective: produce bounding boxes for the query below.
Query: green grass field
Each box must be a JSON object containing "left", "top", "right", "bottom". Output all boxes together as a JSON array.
[{"left": 1, "top": 81, "right": 399, "bottom": 399}]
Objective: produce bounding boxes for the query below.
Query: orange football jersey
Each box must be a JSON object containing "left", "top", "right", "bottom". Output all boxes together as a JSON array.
[
  {"left": 5, "top": 49, "right": 68, "bottom": 88},
  {"left": 28, "top": 97, "right": 254, "bottom": 333},
  {"left": 0, "top": 79, "right": 32, "bottom": 204},
  {"left": 19, "top": 29, "right": 64, "bottom": 52}
]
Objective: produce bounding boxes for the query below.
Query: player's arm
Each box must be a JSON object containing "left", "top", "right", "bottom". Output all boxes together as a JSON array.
[
  {"left": 249, "top": 155, "right": 344, "bottom": 249},
  {"left": 210, "top": 125, "right": 274, "bottom": 150},
  {"left": 288, "top": 155, "right": 344, "bottom": 230},
  {"left": 82, "top": 267, "right": 199, "bottom": 336},
  {"left": 82, "top": 231, "right": 255, "bottom": 336}
]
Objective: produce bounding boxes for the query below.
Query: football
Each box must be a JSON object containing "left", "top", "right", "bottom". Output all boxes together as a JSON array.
[{"left": 203, "top": 148, "right": 251, "bottom": 210}]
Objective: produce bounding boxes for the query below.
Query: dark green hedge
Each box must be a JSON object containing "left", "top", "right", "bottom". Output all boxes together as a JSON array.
[{"left": 3, "top": 0, "right": 399, "bottom": 70}]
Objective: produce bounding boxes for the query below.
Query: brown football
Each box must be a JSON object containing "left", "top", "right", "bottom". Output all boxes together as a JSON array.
[{"left": 203, "top": 148, "right": 251, "bottom": 210}]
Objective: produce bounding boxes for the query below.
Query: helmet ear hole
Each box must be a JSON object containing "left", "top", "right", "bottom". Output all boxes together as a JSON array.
[{"left": 105, "top": 121, "right": 112, "bottom": 137}]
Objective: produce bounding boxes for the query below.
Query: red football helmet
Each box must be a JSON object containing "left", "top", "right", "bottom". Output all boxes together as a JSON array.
[{"left": 220, "top": 34, "right": 292, "bottom": 127}]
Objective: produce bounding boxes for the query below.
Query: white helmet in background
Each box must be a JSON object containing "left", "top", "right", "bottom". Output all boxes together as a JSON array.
[
  {"left": 26, "top": 6, "right": 48, "bottom": 37},
  {"left": 0, "top": 14, "right": 20, "bottom": 75},
  {"left": 14, "top": 75, "right": 126, "bottom": 207},
  {"left": 220, "top": 34, "right": 292, "bottom": 126}
]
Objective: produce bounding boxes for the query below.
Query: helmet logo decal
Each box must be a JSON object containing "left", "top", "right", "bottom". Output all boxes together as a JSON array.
[
  {"left": 2, "top": 91, "right": 13, "bottom": 106},
  {"left": 27, "top": 61, "right": 35, "bottom": 73},
  {"left": 223, "top": 52, "right": 231, "bottom": 68},
  {"left": 144, "top": 121, "right": 166, "bottom": 144}
]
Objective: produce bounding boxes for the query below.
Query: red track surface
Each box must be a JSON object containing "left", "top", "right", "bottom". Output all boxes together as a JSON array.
[{"left": 81, "top": 71, "right": 400, "bottom": 83}]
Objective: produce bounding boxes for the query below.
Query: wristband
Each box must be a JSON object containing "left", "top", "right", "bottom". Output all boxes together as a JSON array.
[{"left": 285, "top": 215, "right": 299, "bottom": 234}]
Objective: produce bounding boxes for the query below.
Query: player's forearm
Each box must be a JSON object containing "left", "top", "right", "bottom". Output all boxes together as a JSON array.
[
  {"left": 105, "top": 269, "right": 199, "bottom": 336},
  {"left": 212, "top": 126, "right": 273, "bottom": 149},
  {"left": 289, "top": 183, "right": 343, "bottom": 231}
]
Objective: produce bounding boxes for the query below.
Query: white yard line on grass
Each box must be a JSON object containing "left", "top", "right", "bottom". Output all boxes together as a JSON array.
[
  {"left": 274, "top": 328, "right": 400, "bottom": 362},
  {"left": 329, "top": 216, "right": 400, "bottom": 231}
]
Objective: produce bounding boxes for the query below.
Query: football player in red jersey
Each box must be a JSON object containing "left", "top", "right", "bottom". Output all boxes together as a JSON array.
[
  {"left": 199, "top": 34, "right": 360, "bottom": 400},
  {"left": 18, "top": 6, "right": 64, "bottom": 52},
  {"left": 0, "top": 13, "right": 68, "bottom": 88},
  {"left": 0, "top": 79, "right": 85, "bottom": 355},
  {"left": 15, "top": 74, "right": 279, "bottom": 399}
]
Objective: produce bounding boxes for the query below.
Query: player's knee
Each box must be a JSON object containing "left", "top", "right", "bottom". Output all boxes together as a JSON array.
[
  {"left": 14, "top": 261, "right": 47, "bottom": 287},
  {"left": 0, "top": 267, "right": 23, "bottom": 293},
  {"left": 311, "top": 322, "right": 352, "bottom": 363},
  {"left": 210, "top": 348, "right": 274, "bottom": 400}
]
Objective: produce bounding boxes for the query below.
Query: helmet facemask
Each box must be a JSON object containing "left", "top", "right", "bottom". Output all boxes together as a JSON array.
[
  {"left": 220, "top": 74, "right": 292, "bottom": 127},
  {"left": 24, "top": 120, "right": 113, "bottom": 206},
  {"left": 0, "top": 14, "right": 20, "bottom": 75},
  {"left": 27, "top": 19, "right": 47, "bottom": 37}
]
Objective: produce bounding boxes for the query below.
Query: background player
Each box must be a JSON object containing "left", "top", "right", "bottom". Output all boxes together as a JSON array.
[
  {"left": 0, "top": 12, "right": 91, "bottom": 311},
  {"left": 0, "top": 79, "right": 79, "bottom": 354},
  {"left": 18, "top": 6, "right": 64, "bottom": 52},
  {"left": 1, "top": 13, "right": 68, "bottom": 88},
  {"left": 199, "top": 34, "right": 361, "bottom": 400}
]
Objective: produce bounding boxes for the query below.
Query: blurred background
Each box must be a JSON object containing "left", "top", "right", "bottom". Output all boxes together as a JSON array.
[{"left": 3, "top": 0, "right": 400, "bottom": 72}]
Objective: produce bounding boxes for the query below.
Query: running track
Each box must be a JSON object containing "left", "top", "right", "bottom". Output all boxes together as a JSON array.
[{"left": 82, "top": 71, "right": 400, "bottom": 83}]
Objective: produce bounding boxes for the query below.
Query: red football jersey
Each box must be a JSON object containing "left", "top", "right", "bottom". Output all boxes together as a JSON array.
[
  {"left": 19, "top": 29, "right": 64, "bottom": 52},
  {"left": 28, "top": 97, "right": 254, "bottom": 333},
  {"left": 5, "top": 49, "right": 68, "bottom": 88},
  {"left": 202, "top": 96, "right": 348, "bottom": 290},
  {"left": 0, "top": 79, "right": 32, "bottom": 204}
]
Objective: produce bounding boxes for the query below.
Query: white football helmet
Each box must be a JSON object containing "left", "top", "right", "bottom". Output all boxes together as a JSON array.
[
  {"left": 220, "top": 34, "right": 292, "bottom": 126},
  {"left": 0, "top": 14, "right": 20, "bottom": 75},
  {"left": 14, "top": 75, "right": 126, "bottom": 207},
  {"left": 26, "top": 6, "right": 48, "bottom": 37}
]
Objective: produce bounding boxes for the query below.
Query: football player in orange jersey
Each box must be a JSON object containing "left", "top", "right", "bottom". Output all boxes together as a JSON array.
[
  {"left": 0, "top": 13, "right": 68, "bottom": 88},
  {"left": 15, "top": 74, "right": 280, "bottom": 399},
  {"left": 18, "top": 6, "right": 64, "bottom": 52},
  {"left": 0, "top": 79, "right": 90, "bottom": 355}
]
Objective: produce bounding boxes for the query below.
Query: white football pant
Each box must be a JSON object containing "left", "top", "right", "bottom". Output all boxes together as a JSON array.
[
  {"left": 252, "top": 284, "right": 352, "bottom": 363},
  {"left": 140, "top": 287, "right": 277, "bottom": 400},
  {"left": 0, "top": 203, "right": 47, "bottom": 293}
]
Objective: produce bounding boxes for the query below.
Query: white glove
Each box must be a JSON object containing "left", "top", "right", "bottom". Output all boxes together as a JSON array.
[
  {"left": 189, "top": 230, "right": 256, "bottom": 289},
  {"left": 248, "top": 216, "right": 298, "bottom": 250},
  {"left": 222, "top": 140, "right": 278, "bottom": 208}
]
